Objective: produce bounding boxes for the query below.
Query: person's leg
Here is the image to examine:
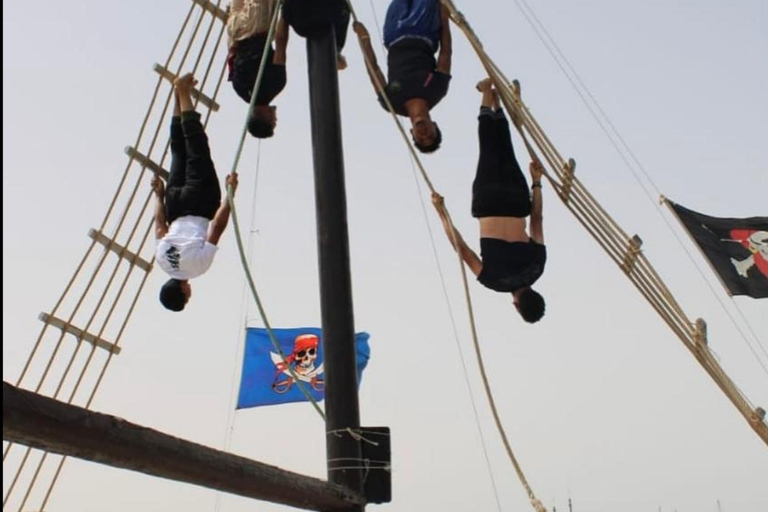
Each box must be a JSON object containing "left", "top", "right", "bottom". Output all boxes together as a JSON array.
[
  {"left": 180, "top": 111, "right": 222, "bottom": 219},
  {"left": 495, "top": 112, "right": 529, "bottom": 190},
  {"left": 472, "top": 110, "right": 503, "bottom": 196},
  {"left": 384, "top": 0, "right": 441, "bottom": 48},
  {"left": 383, "top": 0, "right": 411, "bottom": 47},
  {"left": 164, "top": 94, "right": 186, "bottom": 223},
  {"left": 167, "top": 94, "right": 186, "bottom": 189}
]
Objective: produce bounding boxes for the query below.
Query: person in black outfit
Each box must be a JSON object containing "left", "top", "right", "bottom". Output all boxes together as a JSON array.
[
  {"left": 433, "top": 79, "right": 547, "bottom": 323},
  {"left": 354, "top": 0, "right": 452, "bottom": 153}
]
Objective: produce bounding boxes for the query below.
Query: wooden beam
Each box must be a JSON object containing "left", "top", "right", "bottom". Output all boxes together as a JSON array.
[{"left": 2, "top": 382, "right": 365, "bottom": 511}]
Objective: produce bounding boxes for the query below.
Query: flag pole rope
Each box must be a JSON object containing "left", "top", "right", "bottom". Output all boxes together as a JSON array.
[
  {"left": 224, "top": 0, "right": 326, "bottom": 420},
  {"left": 357, "top": 2, "right": 505, "bottom": 509}
]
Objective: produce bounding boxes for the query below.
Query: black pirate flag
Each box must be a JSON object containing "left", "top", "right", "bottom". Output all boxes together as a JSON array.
[{"left": 668, "top": 200, "right": 768, "bottom": 299}]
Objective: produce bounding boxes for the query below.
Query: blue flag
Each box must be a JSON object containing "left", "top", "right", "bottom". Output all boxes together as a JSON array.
[{"left": 237, "top": 327, "right": 371, "bottom": 409}]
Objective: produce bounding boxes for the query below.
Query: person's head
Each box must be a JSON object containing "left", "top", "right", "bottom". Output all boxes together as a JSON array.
[
  {"left": 513, "top": 287, "right": 545, "bottom": 324},
  {"left": 247, "top": 105, "right": 277, "bottom": 138},
  {"left": 159, "top": 279, "right": 192, "bottom": 312},
  {"left": 411, "top": 118, "right": 442, "bottom": 154}
]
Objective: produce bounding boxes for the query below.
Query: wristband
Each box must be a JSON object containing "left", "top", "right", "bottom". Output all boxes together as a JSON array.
[{"left": 531, "top": 181, "right": 542, "bottom": 189}]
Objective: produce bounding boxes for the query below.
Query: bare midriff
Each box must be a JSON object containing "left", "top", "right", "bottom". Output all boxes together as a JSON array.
[{"left": 479, "top": 217, "right": 528, "bottom": 242}]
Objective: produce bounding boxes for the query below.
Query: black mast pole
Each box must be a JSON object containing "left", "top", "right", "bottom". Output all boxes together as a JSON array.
[{"left": 306, "top": 21, "right": 364, "bottom": 511}]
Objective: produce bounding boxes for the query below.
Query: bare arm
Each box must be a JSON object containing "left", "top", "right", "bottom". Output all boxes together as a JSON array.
[
  {"left": 529, "top": 161, "right": 544, "bottom": 244},
  {"left": 206, "top": 173, "right": 239, "bottom": 245},
  {"left": 432, "top": 193, "right": 483, "bottom": 276},
  {"left": 436, "top": 5, "right": 453, "bottom": 75},
  {"left": 152, "top": 177, "right": 169, "bottom": 240},
  {"left": 273, "top": 16, "right": 289, "bottom": 65},
  {"left": 353, "top": 22, "right": 387, "bottom": 95}
]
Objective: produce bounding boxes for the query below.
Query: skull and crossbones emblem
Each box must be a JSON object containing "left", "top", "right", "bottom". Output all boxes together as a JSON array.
[
  {"left": 270, "top": 334, "right": 325, "bottom": 394},
  {"left": 728, "top": 230, "right": 768, "bottom": 278}
]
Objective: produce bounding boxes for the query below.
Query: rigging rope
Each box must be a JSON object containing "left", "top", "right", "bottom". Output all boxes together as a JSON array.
[
  {"left": 347, "top": 1, "right": 547, "bottom": 510},
  {"left": 224, "top": 0, "right": 326, "bottom": 420},
  {"left": 4, "top": 2, "right": 231, "bottom": 510},
  {"left": 436, "top": 0, "right": 768, "bottom": 447},
  {"left": 507, "top": 0, "right": 768, "bottom": 376},
  {"left": 362, "top": 1, "right": 504, "bottom": 509}
]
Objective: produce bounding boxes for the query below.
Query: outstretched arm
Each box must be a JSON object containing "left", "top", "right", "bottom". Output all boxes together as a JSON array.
[
  {"left": 152, "top": 176, "right": 169, "bottom": 240},
  {"left": 436, "top": 4, "right": 453, "bottom": 75},
  {"left": 353, "top": 22, "right": 387, "bottom": 95},
  {"left": 432, "top": 193, "right": 483, "bottom": 276},
  {"left": 273, "top": 16, "right": 289, "bottom": 65},
  {"left": 529, "top": 161, "right": 544, "bottom": 244},
  {"left": 206, "top": 173, "right": 239, "bottom": 245}
]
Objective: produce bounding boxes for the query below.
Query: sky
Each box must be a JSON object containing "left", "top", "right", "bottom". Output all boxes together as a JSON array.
[{"left": 3, "top": 1, "right": 768, "bottom": 512}]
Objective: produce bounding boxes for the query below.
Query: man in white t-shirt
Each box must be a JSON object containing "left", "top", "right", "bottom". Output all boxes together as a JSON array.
[{"left": 151, "top": 73, "right": 239, "bottom": 312}]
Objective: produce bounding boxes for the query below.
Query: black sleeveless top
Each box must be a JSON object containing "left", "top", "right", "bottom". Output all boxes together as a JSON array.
[{"left": 477, "top": 238, "right": 546, "bottom": 292}]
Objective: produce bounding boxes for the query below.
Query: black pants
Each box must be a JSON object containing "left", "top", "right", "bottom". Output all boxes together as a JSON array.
[
  {"left": 471, "top": 109, "right": 531, "bottom": 218},
  {"left": 164, "top": 112, "right": 221, "bottom": 223}
]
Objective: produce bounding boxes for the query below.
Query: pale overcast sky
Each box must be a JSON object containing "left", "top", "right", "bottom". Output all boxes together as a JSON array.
[{"left": 3, "top": 1, "right": 767, "bottom": 512}]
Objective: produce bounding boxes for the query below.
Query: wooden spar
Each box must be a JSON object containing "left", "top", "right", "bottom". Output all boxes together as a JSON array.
[{"left": 2, "top": 382, "right": 365, "bottom": 511}]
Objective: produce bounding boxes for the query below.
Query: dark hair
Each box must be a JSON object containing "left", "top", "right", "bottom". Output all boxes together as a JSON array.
[
  {"left": 247, "top": 109, "right": 275, "bottom": 139},
  {"left": 160, "top": 279, "right": 187, "bottom": 312},
  {"left": 413, "top": 122, "right": 442, "bottom": 154},
  {"left": 516, "top": 288, "right": 545, "bottom": 323}
]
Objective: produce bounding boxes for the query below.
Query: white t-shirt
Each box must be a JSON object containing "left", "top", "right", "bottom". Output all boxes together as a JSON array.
[{"left": 156, "top": 216, "right": 218, "bottom": 280}]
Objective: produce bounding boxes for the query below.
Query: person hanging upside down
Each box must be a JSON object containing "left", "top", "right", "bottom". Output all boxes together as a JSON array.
[
  {"left": 354, "top": 0, "right": 452, "bottom": 153},
  {"left": 228, "top": 0, "right": 351, "bottom": 138},
  {"left": 433, "top": 79, "right": 547, "bottom": 323},
  {"left": 227, "top": 0, "right": 289, "bottom": 138},
  {"left": 151, "top": 73, "right": 239, "bottom": 312}
]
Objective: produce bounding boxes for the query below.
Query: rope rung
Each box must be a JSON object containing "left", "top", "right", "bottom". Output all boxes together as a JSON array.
[
  {"left": 619, "top": 234, "right": 643, "bottom": 275},
  {"left": 125, "top": 146, "right": 169, "bottom": 180},
  {"left": 38, "top": 313, "right": 122, "bottom": 355},
  {"left": 88, "top": 228, "right": 152, "bottom": 273},
  {"left": 190, "top": 0, "right": 228, "bottom": 22},
  {"left": 558, "top": 158, "right": 577, "bottom": 203},
  {"left": 153, "top": 64, "right": 220, "bottom": 112}
]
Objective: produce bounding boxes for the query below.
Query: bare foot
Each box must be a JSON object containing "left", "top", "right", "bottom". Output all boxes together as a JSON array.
[
  {"left": 476, "top": 78, "right": 493, "bottom": 92},
  {"left": 174, "top": 72, "right": 197, "bottom": 92}
]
